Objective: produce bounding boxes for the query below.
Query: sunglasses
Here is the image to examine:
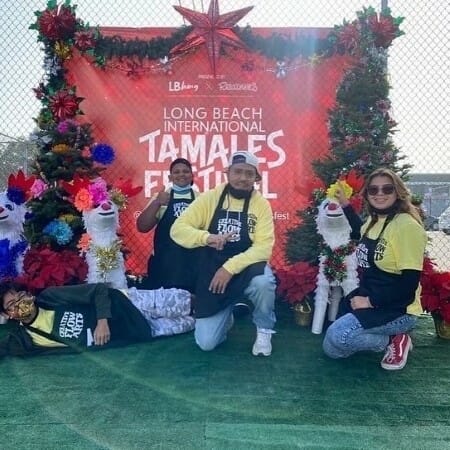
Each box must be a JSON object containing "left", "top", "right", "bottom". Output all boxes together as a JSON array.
[{"left": 367, "top": 184, "right": 395, "bottom": 196}]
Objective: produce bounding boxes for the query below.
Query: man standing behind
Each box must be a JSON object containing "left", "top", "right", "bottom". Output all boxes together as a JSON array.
[{"left": 171, "top": 151, "right": 276, "bottom": 356}]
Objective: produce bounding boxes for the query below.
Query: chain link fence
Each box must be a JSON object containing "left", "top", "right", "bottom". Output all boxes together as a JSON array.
[{"left": 1, "top": 0, "right": 449, "bottom": 270}]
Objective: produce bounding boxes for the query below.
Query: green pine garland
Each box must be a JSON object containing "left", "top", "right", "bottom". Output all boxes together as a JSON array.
[{"left": 321, "top": 241, "right": 358, "bottom": 283}]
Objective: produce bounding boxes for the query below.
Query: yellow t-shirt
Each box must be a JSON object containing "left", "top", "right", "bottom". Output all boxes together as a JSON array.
[
  {"left": 25, "top": 308, "right": 66, "bottom": 347},
  {"left": 362, "top": 213, "right": 427, "bottom": 315}
]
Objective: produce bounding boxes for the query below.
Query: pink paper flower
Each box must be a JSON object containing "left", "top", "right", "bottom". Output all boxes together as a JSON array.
[
  {"left": 30, "top": 179, "right": 48, "bottom": 199},
  {"left": 89, "top": 178, "right": 109, "bottom": 205}
]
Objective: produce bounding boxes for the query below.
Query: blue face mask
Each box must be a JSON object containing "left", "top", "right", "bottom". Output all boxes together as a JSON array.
[{"left": 172, "top": 183, "right": 191, "bottom": 193}]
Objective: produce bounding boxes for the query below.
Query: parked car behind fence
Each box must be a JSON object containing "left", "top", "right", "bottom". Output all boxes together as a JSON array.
[
  {"left": 438, "top": 207, "right": 450, "bottom": 235},
  {"left": 424, "top": 215, "right": 439, "bottom": 231}
]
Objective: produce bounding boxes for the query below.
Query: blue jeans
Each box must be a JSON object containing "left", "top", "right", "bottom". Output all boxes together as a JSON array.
[
  {"left": 323, "top": 312, "right": 417, "bottom": 359},
  {"left": 195, "top": 264, "right": 276, "bottom": 351}
]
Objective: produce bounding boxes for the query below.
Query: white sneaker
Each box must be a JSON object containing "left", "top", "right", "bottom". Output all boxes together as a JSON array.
[{"left": 252, "top": 328, "right": 273, "bottom": 356}]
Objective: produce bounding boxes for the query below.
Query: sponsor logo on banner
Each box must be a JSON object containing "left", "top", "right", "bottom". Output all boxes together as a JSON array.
[
  {"left": 168, "top": 81, "right": 199, "bottom": 92},
  {"left": 218, "top": 82, "right": 258, "bottom": 92}
]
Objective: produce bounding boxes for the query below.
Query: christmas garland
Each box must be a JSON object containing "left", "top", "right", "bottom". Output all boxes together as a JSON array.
[
  {"left": 321, "top": 241, "right": 357, "bottom": 283},
  {"left": 90, "top": 26, "right": 333, "bottom": 65},
  {"left": 93, "top": 240, "right": 122, "bottom": 280},
  {"left": 78, "top": 234, "right": 122, "bottom": 281},
  {"left": 30, "top": 1, "right": 403, "bottom": 71}
]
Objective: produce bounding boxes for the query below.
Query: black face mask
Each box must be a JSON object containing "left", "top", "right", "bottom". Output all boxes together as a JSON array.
[
  {"left": 370, "top": 203, "right": 399, "bottom": 216},
  {"left": 228, "top": 184, "right": 253, "bottom": 200}
]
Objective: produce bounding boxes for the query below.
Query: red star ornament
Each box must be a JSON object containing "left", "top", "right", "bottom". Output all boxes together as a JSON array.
[{"left": 171, "top": 0, "right": 253, "bottom": 77}]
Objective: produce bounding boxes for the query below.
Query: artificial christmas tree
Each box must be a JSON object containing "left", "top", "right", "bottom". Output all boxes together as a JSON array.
[
  {"left": 285, "top": 7, "right": 406, "bottom": 265},
  {"left": 20, "top": 2, "right": 116, "bottom": 289}
]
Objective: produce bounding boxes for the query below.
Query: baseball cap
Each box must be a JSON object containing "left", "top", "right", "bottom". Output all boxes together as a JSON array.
[{"left": 229, "top": 151, "right": 260, "bottom": 177}]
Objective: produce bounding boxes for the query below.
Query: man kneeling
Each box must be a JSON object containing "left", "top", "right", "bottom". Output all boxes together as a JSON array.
[
  {"left": 0, "top": 281, "right": 194, "bottom": 358},
  {"left": 170, "top": 151, "right": 277, "bottom": 355}
]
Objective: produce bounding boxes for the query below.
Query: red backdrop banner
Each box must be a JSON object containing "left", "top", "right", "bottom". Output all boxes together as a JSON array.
[{"left": 65, "top": 27, "right": 350, "bottom": 274}]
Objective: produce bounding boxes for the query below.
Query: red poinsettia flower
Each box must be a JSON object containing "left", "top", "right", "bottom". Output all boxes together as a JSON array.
[
  {"left": 338, "top": 23, "right": 360, "bottom": 52},
  {"left": 74, "top": 31, "right": 96, "bottom": 51},
  {"left": 368, "top": 14, "right": 397, "bottom": 48},
  {"left": 420, "top": 257, "right": 450, "bottom": 323},
  {"left": 38, "top": 5, "right": 77, "bottom": 41},
  {"left": 49, "top": 90, "right": 83, "bottom": 121},
  {"left": 276, "top": 262, "right": 318, "bottom": 305},
  {"left": 18, "top": 247, "right": 88, "bottom": 292}
]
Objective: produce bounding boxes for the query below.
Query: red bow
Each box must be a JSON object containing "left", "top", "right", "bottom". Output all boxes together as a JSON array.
[{"left": 49, "top": 90, "right": 83, "bottom": 121}]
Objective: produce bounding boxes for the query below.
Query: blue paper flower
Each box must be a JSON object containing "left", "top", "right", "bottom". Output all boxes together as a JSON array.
[
  {"left": 43, "top": 219, "right": 74, "bottom": 245},
  {"left": 91, "top": 143, "right": 115, "bottom": 165}
]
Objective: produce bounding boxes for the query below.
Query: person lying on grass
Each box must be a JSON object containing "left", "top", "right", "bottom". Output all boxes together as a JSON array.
[{"left": 0, "top": 281, "right": 194, "bottom": 358}]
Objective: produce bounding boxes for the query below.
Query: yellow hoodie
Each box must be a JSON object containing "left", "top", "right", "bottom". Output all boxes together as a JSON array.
[{"left": 170, "top": 183, "right": 274, "bottom": 275}]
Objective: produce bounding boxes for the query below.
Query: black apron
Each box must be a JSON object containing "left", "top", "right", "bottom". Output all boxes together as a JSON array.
[
  {"left": 144, "top": 188, "right": 198, "bottom": 292},
  {"left": 347, "top": 216, "right": 406, "bottom": 328},
  {"left": 194, "top": 186, "right": 266, "bottom": 318}
]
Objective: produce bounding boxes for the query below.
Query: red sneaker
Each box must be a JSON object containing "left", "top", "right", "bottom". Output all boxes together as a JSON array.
[{"left": 380, "top": 334, "right": 413, "bottom": 370}]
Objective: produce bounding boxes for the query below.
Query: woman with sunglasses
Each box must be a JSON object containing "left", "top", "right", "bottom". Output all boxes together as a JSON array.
[{"left": 323, "top": 167, "right": 427, "bottom": 370}]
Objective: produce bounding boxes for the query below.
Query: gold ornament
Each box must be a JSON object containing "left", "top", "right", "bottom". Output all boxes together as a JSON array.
[
  {"left": 60, "top": 213, "right": 77, "bottom": 224},
  {"left": 110, "top": 189, "right": 127, "bottom": 210},
  {"left": 93, "top": 240, "right": 122, "bottom": 280},
  {"left": 54, "top": 41, "right": 72, "bottom": 60},
  {"left": 52, "top": 143, "right": 71, "bottom": 154}
]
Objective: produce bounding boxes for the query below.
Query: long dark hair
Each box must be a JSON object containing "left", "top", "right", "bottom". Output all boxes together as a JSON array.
[{"left": 361, "top": 168, "right": 422, "bottom": 232}]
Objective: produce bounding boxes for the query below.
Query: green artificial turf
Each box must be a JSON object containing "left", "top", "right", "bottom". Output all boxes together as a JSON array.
[{"left": 1, "top": 303, "right": 449, "bottom": 450}]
